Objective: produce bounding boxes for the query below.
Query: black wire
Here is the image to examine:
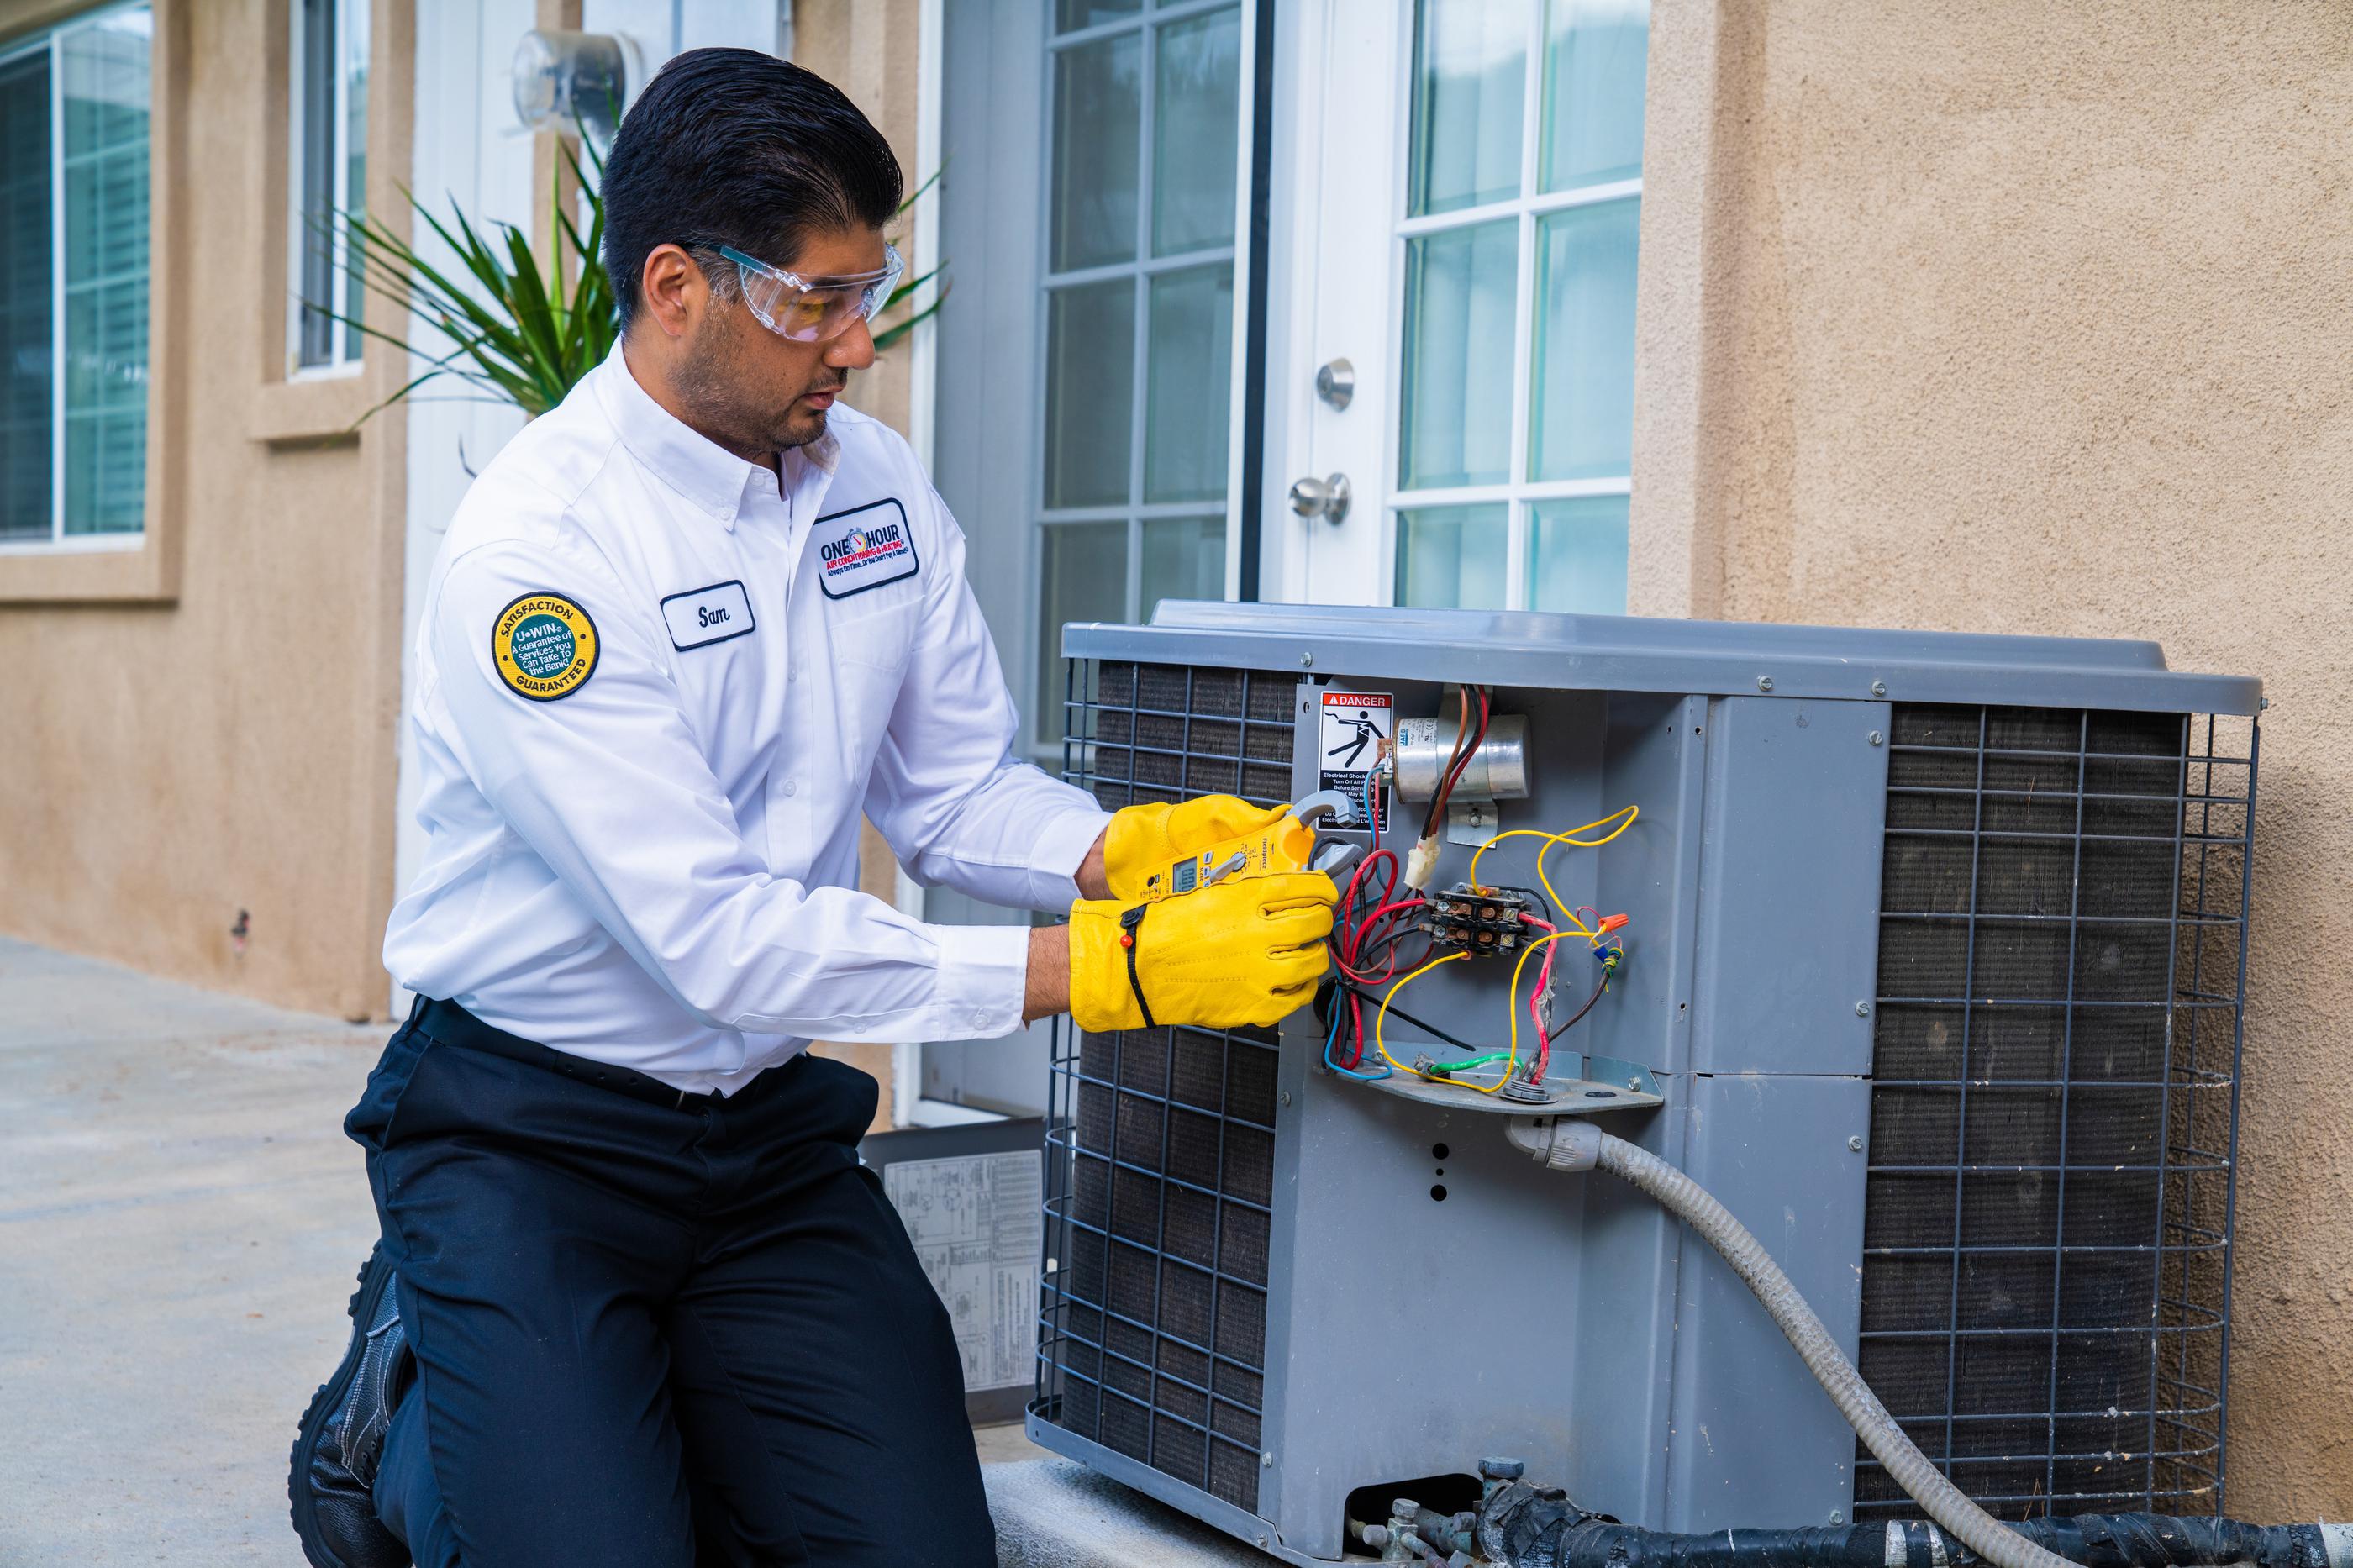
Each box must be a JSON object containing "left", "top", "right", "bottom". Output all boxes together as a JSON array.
[
  {"left": 1327, "top": 981, "right": 1487, "bottom": 1055},
  {"left": 1547, "top": 966, "right": 1612, "bottom": 1042}
]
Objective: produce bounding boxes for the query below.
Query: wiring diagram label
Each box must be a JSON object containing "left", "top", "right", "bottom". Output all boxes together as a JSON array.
[
  {"left": 1318, "top": 689, "right": 1393, "bottom": 828},
  {"left": 882, "top": 1150, "right": 1041, "bottom": 1392}
]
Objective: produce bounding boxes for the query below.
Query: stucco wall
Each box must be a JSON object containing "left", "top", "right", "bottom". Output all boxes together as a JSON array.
[
  {"left": 1634, "top": 0, "right": 2352, "bottom": 1515},
  {"left": 0, "top": 0, "right": 411, "bottom": 1022}
]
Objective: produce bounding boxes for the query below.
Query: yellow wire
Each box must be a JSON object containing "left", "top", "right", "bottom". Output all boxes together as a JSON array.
[
  {"left": 1465, "top": 806, "right": 1640, "bottom": 939},
  {"left": 1373, "top": 951, "right": 1498, "bottom": 1087}
]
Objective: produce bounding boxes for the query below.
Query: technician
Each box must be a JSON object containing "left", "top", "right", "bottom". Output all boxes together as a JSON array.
[{"left": 288, "top": 49, "right": 1333, "bottom": 1568}]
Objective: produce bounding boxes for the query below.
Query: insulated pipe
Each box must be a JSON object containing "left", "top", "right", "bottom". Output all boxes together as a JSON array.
[{"left": 1503, "top": 1118, "right": 2085, "bottom": 1568}]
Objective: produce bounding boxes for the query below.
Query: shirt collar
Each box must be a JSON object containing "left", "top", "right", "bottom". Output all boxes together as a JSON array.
[{"left": 592, "top": 343, "right": 843, "bottom": 529}]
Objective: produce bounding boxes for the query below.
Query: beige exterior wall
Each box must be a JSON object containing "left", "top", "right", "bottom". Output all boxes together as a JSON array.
[
  {"left": 1633, "top": 0, "right": 2352, "bottom": 1514},
  {"left": 0, "top": 0, "right": 413, "bottom": 1023}
]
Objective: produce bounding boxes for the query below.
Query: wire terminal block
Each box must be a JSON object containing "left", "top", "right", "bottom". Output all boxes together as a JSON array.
[{"left": 1421, "top": 883, "right": 1535, "bottom": 956}]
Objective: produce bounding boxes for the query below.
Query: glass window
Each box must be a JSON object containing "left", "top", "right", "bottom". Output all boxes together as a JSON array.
[
  {"left": 1143, "top": 263, "right": 1233, "bottom": 503},
  {"left": 1529, "top": 495, "right": 1629, "bottom": 613},
  {"left": 1044, "top": 278, "right": 1135, "bottom": 509},
  {"left": 1540, "top": 0, "right": 1647, "bottom": 192},
  {"left": 0, "top": 50, "right": 55, "bottom": 542},
  {"left": 1140, "top": 514, "right": 1225, "bottom": 624},
  {"left": 1151, "top": 5, "right": 1240, "bottom": 255},
  {"left": 1, "top": 4, "right": 151, "bottom": 547},
  {"left": 1050, "top": 31, "right": 1140, "bottom": 272},
  {"left": 1407, "top": 0, "right": 1529, "bottom": 218},
  {"left": 1390, "top": 0, "right": 1646, "bottom": 613},
  {"left": 291, "top": 0, "right": 369, "bottom": 371},
  {"left": 1398, "top": 219, "right": 1516, "bottom": 491},
  {"left": 1397, "top": 504, "right": 1509, "bottom": 611},
  {"left": 1034, "top": 4, "right": 1245, "bottom": 742},
  {"left": 1529, "top": 197, "right": 1639, "bottom": 482}
]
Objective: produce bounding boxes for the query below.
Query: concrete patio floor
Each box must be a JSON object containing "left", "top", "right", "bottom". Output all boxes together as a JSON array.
[{"left": 0, "top": 938, "right": 1086, "bottom": 1566}]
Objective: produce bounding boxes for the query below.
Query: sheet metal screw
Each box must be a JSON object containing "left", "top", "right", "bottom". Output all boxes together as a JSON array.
[
  {"left": 1261, "top": 1450, "right": 1275, "bottom": 1467},
  {"left": 1868, "top": 730, "right": 1885, "bottom": 746},
  {"left": 1279, "top": 1090, "right": 1292, "bottom": 1108},
  {"left": 1829, "top": 1511, "right": 1845, "bottom": 1526},
  {"left": 1855, "top": 1000, "right": 1872, "bottom": 1017},
  {"left": 1871, "top": 680, "right": 1887, "bottom": 697},
  {"left": 1299, "top": 650, "right": 1315, "bottom": 668},
  {"left": 1849, "top": 1135, "right": 1866, "bottom": 1152},
  {"left": 1756, "top": 675, "right": 1774, "bottom": 692}
]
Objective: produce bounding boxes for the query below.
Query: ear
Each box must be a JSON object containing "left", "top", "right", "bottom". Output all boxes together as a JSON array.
[{"left": 636, "top": 244, "right": 707, "bottom": 341}]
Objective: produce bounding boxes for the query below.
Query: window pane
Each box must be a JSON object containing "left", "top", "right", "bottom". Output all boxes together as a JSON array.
[
  {"left": 1408, "top": 0, "right": 1529, "bottom": 218},
  {"left": 344, "top": 0, "right": 369, "bottom": 359},
  {"left": 1056, "top": 0, "right": 1140, "bottom": 32},
  {"left": 1540, "top": 0, "right": 1648, "bottom": 192},
  {"left": 1050, "top": 31, "right": 1141, "bottom": 271},
  {"left": 1140, "top": 515, "right": 1224, "bottom": 623},
  {"left": 1143, "top": 263, "right": 1232, "bottom": 503},
  {"left": 0, "top": 49, "right": 54, "bottom": 541},
  {"left": 1529, "top": 197, "right": 1638, "bottom": 483},
  {"left": 1038, "top": 522, "right": 1129, "bottom": 738},
  {"left": 1045, "top": 279, "right": 1135, "bottom": 509},
  {"left": 1396, "top": 504, "right": 1508, "bottom": 610},
  {"left": 61, "top": 7, "right": 151, "bottom": 537},
  {"left": 296, "top": 0, "right": 336, "bottom": 366},
  {"left": 1151, "top": 4, "right": 1240, "bottom": 255},
  {"left": 1529, "top": 494, "right": 1629, "bottom": 613},
  {"left": 1399, "top": 219, "right": 1515, "bottom": 491}
]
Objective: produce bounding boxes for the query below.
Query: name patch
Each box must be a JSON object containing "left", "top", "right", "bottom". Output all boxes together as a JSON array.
[
  {"left": 491, "top": 592, "right": 599, "bottom": 702},
  {"left": 813, "top": 497, "right": 919, "bottom": 600},
  {"left": 660, "top": 579, "right": 756, "bottom": 650}
]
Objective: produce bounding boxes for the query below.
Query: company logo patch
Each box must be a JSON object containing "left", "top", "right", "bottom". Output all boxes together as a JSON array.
[
  {"left": 813, "top": 497, "right": 919, "bottom": 600},
  {"left": 492, "top": 592, "right": 600, "bottom": 702}
]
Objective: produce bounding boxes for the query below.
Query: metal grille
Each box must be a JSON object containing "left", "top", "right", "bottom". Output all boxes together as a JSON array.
[
  {"left": 1859, "top": 705, "right": 2257, "bottom": 1520},
  {"left": 1034, "top": 659, "right": 1298, "bottom": 1512}
]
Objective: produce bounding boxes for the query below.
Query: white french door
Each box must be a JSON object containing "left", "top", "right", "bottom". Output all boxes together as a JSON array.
[{"left": 1267, "top": 0, "right": 1647, "bottom": 613}]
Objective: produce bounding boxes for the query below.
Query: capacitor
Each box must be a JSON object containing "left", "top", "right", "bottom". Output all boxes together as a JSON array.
[{"left": 1392, "top": 711, "right": 1531, "bottom": 804}]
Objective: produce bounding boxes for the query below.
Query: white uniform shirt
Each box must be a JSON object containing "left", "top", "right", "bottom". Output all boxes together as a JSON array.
[{"left": 383, "top": 347, "right": 1110, "bottom": 1095}]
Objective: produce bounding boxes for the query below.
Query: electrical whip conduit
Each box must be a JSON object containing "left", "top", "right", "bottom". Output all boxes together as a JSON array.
[{"left": 1504, "top": 1119, "right": 2353, "bottom": 1568}]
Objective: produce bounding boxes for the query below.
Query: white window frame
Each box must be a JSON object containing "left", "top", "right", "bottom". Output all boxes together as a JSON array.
[
  {"left": 1379, "top": 0, "right": 1640, "bottom": 612},
  {"left": 0, "top": 0, "right": 152, "bottom": 555},
  {"left": 287, "top": 0, "right": 368, "bottom": 378},
  {"left": 1027, "top": 0, "right": 1261, "bottom": 755}
]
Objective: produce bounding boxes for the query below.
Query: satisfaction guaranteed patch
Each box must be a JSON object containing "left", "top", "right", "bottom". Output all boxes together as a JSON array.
[{"left": 491, "top": 591, "right": 600, "bottom": 701}]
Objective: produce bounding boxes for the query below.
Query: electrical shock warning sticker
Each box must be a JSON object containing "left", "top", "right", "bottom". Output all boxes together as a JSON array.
[
  {"left": 1318, "top": 688, "right": 1392, "bottom": 829},
  {"left": 491, "top": 592, "right": 600, "bottom": 702}
]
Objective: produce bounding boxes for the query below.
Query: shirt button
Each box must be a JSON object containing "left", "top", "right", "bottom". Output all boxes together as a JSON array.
[
  {"left": 779, "top": 778, "right": 797, "bottom": 797},
  {"left": 970, "top": 1009, "right": 991, "bottom": 1030}
]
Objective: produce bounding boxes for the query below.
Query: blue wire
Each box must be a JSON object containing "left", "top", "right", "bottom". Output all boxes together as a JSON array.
[{"left": 1322, "top": 987, "right": 1390, "bottom": 1081}]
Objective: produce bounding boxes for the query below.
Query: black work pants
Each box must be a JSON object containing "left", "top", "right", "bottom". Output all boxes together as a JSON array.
[{"left": 347, "top": 1002, "right": 993, "bottom": 1567}]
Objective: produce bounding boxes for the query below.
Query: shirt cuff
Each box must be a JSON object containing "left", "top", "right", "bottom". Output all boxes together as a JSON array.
[
  {"left": 931, "top": 921, "right": 1034, "bottom": 1040},
  {"left": 1027, "top": 806, "right": 1114, "bottom": 908}
]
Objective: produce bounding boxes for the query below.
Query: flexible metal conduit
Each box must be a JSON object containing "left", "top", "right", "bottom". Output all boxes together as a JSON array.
[{"left": 1507, "top": 1118, "right": 2089, "bottom": 1568}]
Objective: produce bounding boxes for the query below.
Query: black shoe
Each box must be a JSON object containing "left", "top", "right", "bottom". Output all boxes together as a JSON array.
[{"left": 289, "top": 1245, "right": 413, "bottom": 1568}]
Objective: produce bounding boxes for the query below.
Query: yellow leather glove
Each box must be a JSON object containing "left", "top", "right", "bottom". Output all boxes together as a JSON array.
[
  {"left": 1103, "top": 795, "right": 1294, "bottom": 902},
  {"left": 1068, "top": 871, "right": 1337, "bottom": 1033}
]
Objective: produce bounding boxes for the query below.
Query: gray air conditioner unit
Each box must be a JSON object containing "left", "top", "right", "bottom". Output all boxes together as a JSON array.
[{"left": 1026, "top": 602, "right": 2259, "bottom": 1567}]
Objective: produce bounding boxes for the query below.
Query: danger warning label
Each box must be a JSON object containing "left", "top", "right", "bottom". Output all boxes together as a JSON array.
[{"left": 1317, "top": 689, "right": 1393, "bottom": 830}]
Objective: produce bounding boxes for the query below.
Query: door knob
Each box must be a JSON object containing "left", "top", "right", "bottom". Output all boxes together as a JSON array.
[{"left": 1287, "top": 473, "right": 1350, "bottom": 525}]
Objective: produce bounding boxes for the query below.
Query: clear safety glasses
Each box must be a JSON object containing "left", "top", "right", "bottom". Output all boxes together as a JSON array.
[{"left": 716, "top": 243, "right": 905, "bottom": 343}]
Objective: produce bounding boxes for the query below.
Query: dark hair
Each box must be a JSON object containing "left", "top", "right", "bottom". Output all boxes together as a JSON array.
[{"left": 602, "top": 49, "right": 903, "bottom": 327}]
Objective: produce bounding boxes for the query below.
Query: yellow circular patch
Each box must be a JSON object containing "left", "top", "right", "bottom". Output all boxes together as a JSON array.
[{"left": 492, "top": 592, "right": 600, "bottom": 702}]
